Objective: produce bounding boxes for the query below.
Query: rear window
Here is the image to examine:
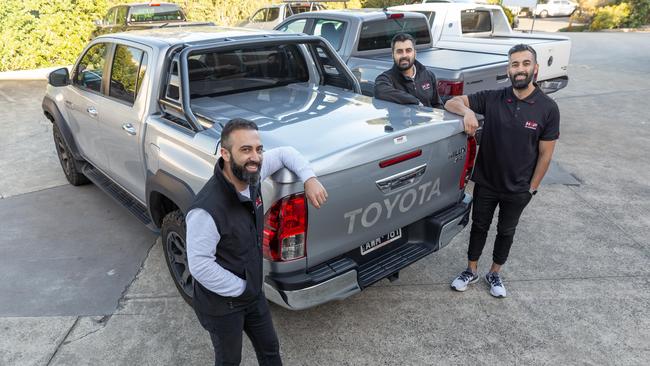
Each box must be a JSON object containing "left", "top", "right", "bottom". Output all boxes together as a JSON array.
[
  {"left": 128, "top": 4, "right": 185, "bottom": 23},
  {"left": 358, "top": 17, "right": 431, "bottom": 52},
  {"left": 461, "top": 10, "right": 492, "bottom": 33},
  {"left": 187, "top": 44, "right": 309, "bottom": 99}
]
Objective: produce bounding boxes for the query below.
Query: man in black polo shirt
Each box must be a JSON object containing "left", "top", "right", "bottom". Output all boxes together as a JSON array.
[
  {"left": 374, "top": 32, "right": 444, "bottom": 109},
  {"left": 445, "top": 44, "right": 560, "bottom": 298}
]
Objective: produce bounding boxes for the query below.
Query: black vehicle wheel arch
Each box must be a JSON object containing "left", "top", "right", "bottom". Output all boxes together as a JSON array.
[
  {"left": 42, "top": 96, "right": 84, "bottom": 161},
  {"left": 146, "top": 170, "right": 195, "bottom": 229}
]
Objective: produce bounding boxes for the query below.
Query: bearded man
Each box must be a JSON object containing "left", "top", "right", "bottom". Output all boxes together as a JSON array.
[
  {"left": 445, "top": 44, "right": 560, "bottom": 298},
  {"left": 186, "top": 118, "right": 328, "bottom": 365},
  {"left": 374, "top": 32, "right": 444, "bottom": 109}
]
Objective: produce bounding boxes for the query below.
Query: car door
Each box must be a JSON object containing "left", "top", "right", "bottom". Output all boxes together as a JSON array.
[
  {"left": 61, "top": 42, "right": 111, "bottom": 172},
  {"left": 99, "top": 42, "right": 151, "bottom": 201}
]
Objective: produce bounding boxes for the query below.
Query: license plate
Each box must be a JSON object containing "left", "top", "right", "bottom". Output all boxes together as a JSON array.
[{"left": 360, "top": 228, "right": 402, "bottom": 256}]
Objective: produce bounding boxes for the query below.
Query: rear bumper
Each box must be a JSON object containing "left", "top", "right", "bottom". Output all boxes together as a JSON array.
[
  {"left": 264, "top": 193, "right": 472, "bottom": 310},
  {"left": 539, "top": 76, "right": 569, "bottom": 94}
]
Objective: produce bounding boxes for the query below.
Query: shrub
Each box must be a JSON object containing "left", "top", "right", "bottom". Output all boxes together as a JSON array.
[{"left": 590, "top": 2, "right": 632, "bottom": 30}]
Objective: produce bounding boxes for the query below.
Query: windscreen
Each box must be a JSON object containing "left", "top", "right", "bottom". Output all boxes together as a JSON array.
[
  {"left": 187, "top": 44, "right": 310, "bottom": 99},
  {"left": 358, "top": 17, "right": 431, "bottom": 51},
  {"left": 129, "top": 4, "right": 186, "bottom": 22}
]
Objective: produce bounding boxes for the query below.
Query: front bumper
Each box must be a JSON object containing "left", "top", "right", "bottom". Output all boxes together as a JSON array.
[{"left": 264, "top": 193, "right": 472, "bottom": 310}]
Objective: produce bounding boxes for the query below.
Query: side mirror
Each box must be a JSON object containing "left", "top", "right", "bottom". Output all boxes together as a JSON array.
[
  {"left": 48, "top": 68, "right": 70, "bottom": 87},
  {"left": 93, "top": 19, "right": 103, "bottom": 26}
]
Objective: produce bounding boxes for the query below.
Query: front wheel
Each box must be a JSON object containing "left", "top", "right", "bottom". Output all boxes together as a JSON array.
[
  {"left": 539, "top": 10, "right": 549, "bottom": 18},
  {"left": 53, "top": 125, "right": 89, "bottom": 186},
  {"left": 161, "top": 210, "right": 193, "bottom": 305}
]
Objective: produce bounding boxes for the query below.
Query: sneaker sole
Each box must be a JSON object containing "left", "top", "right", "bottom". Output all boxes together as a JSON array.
[{"left": 451, "top": 276, "right": 479, "bottom": 292}]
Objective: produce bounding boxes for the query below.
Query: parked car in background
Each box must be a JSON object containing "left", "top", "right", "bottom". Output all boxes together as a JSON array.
[
  {"left": 92, "top": 2, "right": 212, "bottom": 37},
  {"left": 275, "top": 10, "right": 510, "bottom": 99},
  {"left": 390, "top": 2, "right": 571, "bottom": 93},
  {"left": 532, "top": 0, "right": 578, "bottom": 18},
  {"left": 238, "top": 1, "right": 347, "bottom": 30}
]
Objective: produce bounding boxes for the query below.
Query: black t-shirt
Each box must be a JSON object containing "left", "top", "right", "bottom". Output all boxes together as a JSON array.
[{"left": 468, "top": 87, "right": 560, "bottom": 193}]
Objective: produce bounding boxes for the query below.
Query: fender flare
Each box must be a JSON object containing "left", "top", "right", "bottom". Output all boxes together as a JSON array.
[
  {"left": 42, "top": 96, "right": 83, "bottom": 160},
  {"left": 146, "top": 170, "right": 196, "bottom": 228}
]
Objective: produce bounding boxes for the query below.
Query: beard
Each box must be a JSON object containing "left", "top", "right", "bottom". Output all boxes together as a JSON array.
[
  {"left": 230, "top": 157, "right": 261, "bottom": 186},
  {"left": 395, "top": 56, "right": 414, "bottom": 72},
  {"left": 509, "top": 71, "right": 534, "bottom": 90}
]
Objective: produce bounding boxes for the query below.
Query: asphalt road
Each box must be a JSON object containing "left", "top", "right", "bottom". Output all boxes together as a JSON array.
[{"left": 1, "top": 32, "right": 649, "bottom": 366}]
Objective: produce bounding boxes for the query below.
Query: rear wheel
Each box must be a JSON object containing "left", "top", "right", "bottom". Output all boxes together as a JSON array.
[
  {"left": 53, "top": 125, "right": 89, "bottom": 186},
  {"left": 161, "top": 210, "right": 193, "bottom": 305},
  {"left": 539, "top": 10, "right": 549, "bottom": 18}
]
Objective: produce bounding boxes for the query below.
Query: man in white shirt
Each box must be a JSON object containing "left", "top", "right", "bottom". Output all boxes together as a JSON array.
[{"left": 186, "top": 118, "right": 327, "bottom": 366}]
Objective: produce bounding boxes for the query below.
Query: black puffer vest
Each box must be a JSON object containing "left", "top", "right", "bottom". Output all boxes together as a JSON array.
[{"left": 189, "top": 158, "right": 264, "bottom": 316}]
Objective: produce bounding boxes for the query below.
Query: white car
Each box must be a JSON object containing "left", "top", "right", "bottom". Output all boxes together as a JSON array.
[{"left": 534, "top": 0, "right": 577, "bottom": 18}]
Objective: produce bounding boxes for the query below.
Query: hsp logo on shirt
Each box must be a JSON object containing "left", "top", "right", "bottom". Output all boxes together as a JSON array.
[
  {"left": 524, "top": 120, "right": 538, "bottom": 130},
  {"left": 421, "top": 82, "right": 431, "bottom": 90}
]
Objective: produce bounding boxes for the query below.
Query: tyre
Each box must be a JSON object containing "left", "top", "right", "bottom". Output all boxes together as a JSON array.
[
  {"left": 539, "top": 10, "right": 549, "bottom": 18},
  {"left": 161, "top": 209, "right": 193, "bottom": 305},
  {"left": 53, "top": 124, "right": 90, "bottom": 186}
]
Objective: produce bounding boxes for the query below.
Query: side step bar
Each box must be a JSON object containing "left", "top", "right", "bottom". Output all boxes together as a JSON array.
[{"left": 82, "top": 164, "right": 158, "bottom": 232}]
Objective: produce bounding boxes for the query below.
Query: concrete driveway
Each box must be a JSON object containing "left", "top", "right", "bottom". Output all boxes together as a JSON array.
[{"left": 1, "top": 32, "right": 649, "bottom": 365}]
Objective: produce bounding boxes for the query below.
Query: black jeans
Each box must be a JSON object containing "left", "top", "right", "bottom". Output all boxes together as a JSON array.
[
  {"left": 194, "top": 294, "right": 282, "bottom": 366},
  {"left": 468, "top": 184, "right": 532, "bottom": 265}
]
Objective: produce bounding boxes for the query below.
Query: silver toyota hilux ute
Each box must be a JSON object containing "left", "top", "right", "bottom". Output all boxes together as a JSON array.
[{"left": 42, "top": 26, "right": 475, "bottom": 310}]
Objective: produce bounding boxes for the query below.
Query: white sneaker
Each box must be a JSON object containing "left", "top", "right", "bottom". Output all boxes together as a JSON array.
[
  {"left": 485, "top": 272, "right": 507, "bottom": 298},
  {"left": 451, "top": 269, "right": 479, "bottom": 291}
]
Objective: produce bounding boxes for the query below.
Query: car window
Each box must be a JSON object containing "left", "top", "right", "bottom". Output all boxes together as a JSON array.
[
  {"left": 314, "top": 19, "right": 346, "bottom": 51},
  {"left": 460, "top": 10, "right": 492, "bottom": 33},
  {"left": 277, "top": 19, "right": 307, "bottom": 33},
  {"left": 104, "top": 8, "right": 117, "bottom": 25},
  {"left": 129, "top": 4, "right": 185, "bottom": 22},
  {"left": 311, "top": 44, "right": 354, "bottom": 90},
  {"left": 115, "top": 6, "right": 128, "bottom": 25},
  {"left": 358, "top": 18, "right": 431, "bottom": 52},
  {"left": 267, "top": 7, "right": 280, "bottom": 21},
  {"left": 74, "top": 43, "right": 109, "bottom": 93},
  {"left": 186, "top": 44, "right": 309, "bottom": 99},
  {"left": 109, "top": 45, "right": 148, "bottom": 104},
  {"left": 252, "top": 9, "right": 267, "bottom": 22}
]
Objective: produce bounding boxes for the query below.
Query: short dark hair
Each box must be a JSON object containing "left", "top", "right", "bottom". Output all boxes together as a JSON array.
[
  {"left": 508, "top": 44, "right": 537, "bottom": 64},
  {"left": 391, "top": 33, "right": 416, "bottom": 52},
  {"left": 221, "top": 118, "right": 258, "bottom": 150}
]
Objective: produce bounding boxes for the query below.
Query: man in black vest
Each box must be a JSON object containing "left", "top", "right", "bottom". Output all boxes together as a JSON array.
[
  {"left": 445, "top": 44, "right": 560, "bottom": 298},
  {"left": 374, "top": 32, "right": 444, "bottom": 109},
  {"left": 186, "top": 118, "right": 328, "bottom": 365}
]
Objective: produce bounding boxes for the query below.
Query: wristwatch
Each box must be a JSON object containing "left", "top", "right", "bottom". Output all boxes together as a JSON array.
[{"left": 529, "top": 188, "right": 538, "bottom": 196}]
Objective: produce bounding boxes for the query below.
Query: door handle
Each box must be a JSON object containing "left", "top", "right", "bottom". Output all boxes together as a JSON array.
[
  {"left": 64, "top": 100, "right": 73, "bottom": 109},
  {"left": 122, "top": 123, "right": 137, "bottom": 136},
  {"left": 87, "top": 106, "right": 98, "bottom": 117}
]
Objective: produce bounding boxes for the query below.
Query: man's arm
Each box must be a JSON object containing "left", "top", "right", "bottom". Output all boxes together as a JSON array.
[
  {"left": 529, "top": 140, "right": 556, "bottom": 191},
  {"left": 261, "top": 147, "right": 328, "bottom": 208},
  {"left": 374, "top": 73, "right": 420, "bottom": 105},
  {"left": 445, "top": 95, "right": 480, "bottom": 136},
  {"left": 186, "top": 208, "right": 246, "bottom": 297}
]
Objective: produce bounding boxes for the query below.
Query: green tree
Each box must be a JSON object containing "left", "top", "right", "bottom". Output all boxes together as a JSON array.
[{"left": 0, "top": 0, "right": 107, "bottom": 71}]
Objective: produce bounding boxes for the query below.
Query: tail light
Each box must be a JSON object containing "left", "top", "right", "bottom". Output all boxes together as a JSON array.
[
  {"left": 460, "top": 136, "right": 477, "bottom": 189},
  {"left": 263, "top": 193, "right": 307, "bottom": 261},
  {"left": 437, "top": 80, "right": 464, "bottom": 97},
  {"left": 387, "top": 13, "right": 404, "bottom": 19}
]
